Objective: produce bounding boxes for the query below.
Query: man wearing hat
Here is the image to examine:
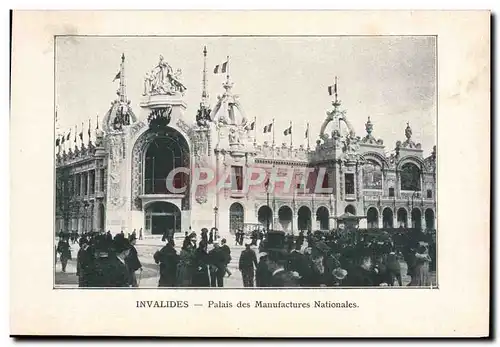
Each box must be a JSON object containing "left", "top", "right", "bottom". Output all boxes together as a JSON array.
[
  {"left": 56, "top": 234, "right": 72, "bottom": 273},
  {"left": 126, "top": 233, "right": 142, "bottom": 287},
  {"left": 76, "top": 237, "right": 94, "bottom": 287},
  {"left": 239, "top": 243, "right": 258, "bottom": 287},
  {"left": 88, "top": 234, "right": 131, "bottom": 287},
  {"left": 208, "top": 240, "right": 226, "bottom": 287}
]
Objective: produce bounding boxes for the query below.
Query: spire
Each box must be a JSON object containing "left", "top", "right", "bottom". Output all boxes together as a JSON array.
[
  {"left": 201, "top": 46, "right": 209, "bottom": 106},
  {"left": 365, "top": 116, "right": 373, "bottom": 135},
  {"left": 119, "top": 53, "right": 126, "bottom": 102}
]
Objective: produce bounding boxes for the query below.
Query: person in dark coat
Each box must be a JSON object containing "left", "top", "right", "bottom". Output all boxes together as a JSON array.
[
  {"left": 287, "top": 244, "right": 313, "bottom": 286},
  {"left": 125, "top": 234, "right": 142, "bottom": 287},
  {"left": 344, "top": 254, "right": 378, "bottom": 287},
  {"left": 266, "top": 252, "right": 300, "bottom": 287},
  {"left": 202, "top": 228, "right": 209, "bottom": 244},
  {"left": 208, "top": 228, "right": 214, "bottom": 244},
  {"left": 386, "top": 251, "right": 402, "bottom": 286},
  {"left": 154, "top": 240, "right": 179, "bottom": 287},
  {"left": 296, "top": 231, "right": 305, "bottom": 249},
  {"left": 88, "top": 234, "right": 131, "bottom": 287},
  {"left": 239, "top": 243, "right": 258, "bottom": 287},
  {"left": 192, "top": 241, "right": 210, "bottom": 287},
  {"left": 76, "top": 237, "right": 94, "bottom": 287},
  {"left": 220, "top": 238, "right": 232, "bottom": 277},
  {"left": 56, "top": 236, "right": 72, "bottom": 272},
  {"left": 208, "top": 240, "right": 227, "bottom": 287},
  {"left": 256, "top": 253, "right": 272, "bottom": 287}
]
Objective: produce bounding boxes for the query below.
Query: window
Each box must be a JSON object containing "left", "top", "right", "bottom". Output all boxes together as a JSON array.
[
  {"left": 100, "top": 169, "right": 106, "bottom": 192},
  {"left": 400, "top": 163, "right": 421, "bottom": 191},
  {"left": 363, "top": 160, "right": 383, "bottom": 189},
  {"left": 427, "top": 189, "right": 432, "bottom": 198},
  {"left": 75, "top": 174, "right": 81, "bottom": 196},
  {"left": 322, "top": 170, "right": 329, "bottom": 189},
  {"left": 389, "top": 187, "right": 395, "bottom": 197},
  {"left": 89, "top": 170, "right": 95, "bottom": 195},
  {"left": 83, "top": 172, "right": 88, "bottom": 195},
  {"left": 345, "top": 173, "right": 355, "bottom": 195},
  {"left": 231, "top": 166, "right": 244, "bottom": 191}
]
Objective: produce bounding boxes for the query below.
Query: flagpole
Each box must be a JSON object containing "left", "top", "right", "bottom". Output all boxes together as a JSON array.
[
  {"left": 81, "top": 122, "right": 84, "bottom": 147},
  {"left": 307, "top": 122, "right": 310, "bottom": 150},
  {"left": 226, "top": 55, "right": 230, "bottom": 83},
  {"left": 253, "top": 116, "right": 256, "bottom": 145},
  {"left": 74, "top": 125, "right": 77, "bottom": 150},
  {"left": 272, "top": 118, "right": 275, "bottom": 147},
  {"left": 290, "top": 121, "right": 293, "bottom": 148}
]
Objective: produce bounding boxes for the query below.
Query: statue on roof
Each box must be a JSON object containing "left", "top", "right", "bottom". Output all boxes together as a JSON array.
[{"left": 144, "top": 55, "right": 186, "bottom": 96}]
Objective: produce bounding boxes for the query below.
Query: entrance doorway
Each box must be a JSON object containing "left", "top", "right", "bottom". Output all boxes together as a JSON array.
[{"left": 145, "top": 201, "right": 181, "bottom": 236}]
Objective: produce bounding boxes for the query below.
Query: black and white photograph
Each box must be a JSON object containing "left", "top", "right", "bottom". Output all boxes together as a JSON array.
[{"left": 54, "top": 36, "right": 437, "bottom": 289}]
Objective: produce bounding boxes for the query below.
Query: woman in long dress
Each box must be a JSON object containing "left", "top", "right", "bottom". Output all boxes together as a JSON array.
[
  {"left": 176, "top": 238, "right": 196, "bottom": 287},
  {"left": 409, "top": 245, "right": 432, "bottom": 286}
]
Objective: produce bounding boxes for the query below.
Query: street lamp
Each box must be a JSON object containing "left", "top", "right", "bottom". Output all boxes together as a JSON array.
[{"left": 213, "top": 206, "right": 218, "bottom": 229}]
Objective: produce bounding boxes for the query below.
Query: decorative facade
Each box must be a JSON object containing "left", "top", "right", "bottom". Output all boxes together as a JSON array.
[{"left": 55, "top": 50, "right": 437, "bottom": 238}]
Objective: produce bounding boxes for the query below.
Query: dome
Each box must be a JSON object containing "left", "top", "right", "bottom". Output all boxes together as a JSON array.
[{"left": 103, "top": 99, "right": 137, "bottom": 133}]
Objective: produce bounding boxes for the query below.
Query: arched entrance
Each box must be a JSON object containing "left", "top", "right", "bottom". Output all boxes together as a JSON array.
[
  {"left": 257, "top": 205, "right": 272, "bottom": 230},
  {"left": 397, "top": 207, "right": 408, "bottom": 228},
  {"left": 411, "top": 208, "right": 422, "bottom": 230},
  {"left": 278, "top": 206, "right": 293, "bottom": 232},
  {"left": 145, "top": 201, "right": 181, "bottom": 235},
  {"left": 316, "top": 206, "right": 329, "bottom": 230},
  {"left": 345, "top": 205, "right": 356, "bottom": 215},
  {"left": 297, "top": 206, "right": 312, "bottom": 231},
  {"left": 382, "top": 207, "right": 394, "bottom": 228},
  {"left": 229, "top": 203, "right": 244, "bottom": 235},
  {"left": 143, "top": 132, "right": 189, "bottom": 195},
  {"left": 400, "top": 162, "right": 421, "bottom": 191},
  {"left": 367, "top": 207, "right": 379, "bottom": 228},
  {"left": 425, "top": 208, "right": 435, "bottom": 230}
]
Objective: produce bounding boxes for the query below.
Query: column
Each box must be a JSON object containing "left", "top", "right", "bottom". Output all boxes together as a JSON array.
[
  {"left": 87, "top": 171, "right": 91, "bottom": 196},
  {"left": 421, "top": 215, "right": 426, "bottom": 232},
  {"left": 378, "top": 214, "right": 383, "bottom": 229},
  {"left": 95, "top": 168, "right": 101, "bottom": 192},
  {"left": 80, "top": 173, "right": 85, "bottom": 197}
]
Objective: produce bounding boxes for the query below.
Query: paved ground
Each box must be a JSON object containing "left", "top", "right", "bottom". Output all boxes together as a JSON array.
[{"left": 55, "top": 238, "right": 436, "bottom": 288}]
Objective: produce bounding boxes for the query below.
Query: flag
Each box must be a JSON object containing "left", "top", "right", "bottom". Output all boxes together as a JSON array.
[
  {"left": 305, "top": 123, "right": 309, "bottom": 138},
  {"left": 88, "top": 119, "right": 91, "bottom": 137},
  {"left": 213, "top": 61, "right": 228, "bottom": 74},
  {"left": 61, "top": 135, "right": 65, "bottom": 144},
  {"left": 246, "top": 121, "right": 255, "bottom": 131},
  {"left": 263, "top": 123, "right": 273, "bottom": 133},
  {"left": 328, "top": 83, "right": 338, "bottom": 96},
  {"left": 55, "top": 137, "right": 60, "bottom": 147},
  {"left": 284, "top": 126, "right": 292, "bottom": 136},
  {"left": 74, "top": 126, "right": 77, "bottom": 143},
  {"left": 96, "top": 115, "right": 99, "bottom": 130},
  {"left": 66, "top": 131, "right": 70, "bottom": 141},
  {"left": 113, "top": 71, "right": 121, "bottom": 81}
]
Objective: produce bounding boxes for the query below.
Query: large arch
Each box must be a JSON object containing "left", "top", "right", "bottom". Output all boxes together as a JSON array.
[
  {"left": 397, "top": 207, "right": 408, "bottom": 228},
  {"left": 130, "top": 126, "right": 191, "bottom": 211},
  {"left": 366, "top": 207, "right": 379, "bottom": 228},
  {"left": 411, "top": 208, "right": 422, "bottom": 230},
  {"left": 144, "top": 201, "right": 181, "bottom": 235},
  {"left": 316, "top": 206, "right": 329, "bottom": 230},
  {"left": 425, "top": 208, "right": 435, "bottom": 230},
  {"left": 257, "top": 205, "right": 273, "bottom": 230},
  {"left": 345, "top": 204, "right": 356, "bottom": 215},
  {"left": 229, "top": 202, "right": 244, "bottom": 235},
  {"left": 297, "top": 206, "right": 312, "bottom": 231},
  {"left": 363, "top": 159, "right": 384, "bottom": 190},
  {"left": 278, "top": 205, "right": 293, "bottom": 232},
  {"left": 382, "top": 207, "right": 394, "bottom": 228},
  {"left": 144, "top": 135, "right": 190, "bottom": 194}
]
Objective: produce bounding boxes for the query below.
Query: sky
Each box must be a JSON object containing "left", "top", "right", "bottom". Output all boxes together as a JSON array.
[{"left": 55, "top": 36, "right": 436, "bottom": 155}]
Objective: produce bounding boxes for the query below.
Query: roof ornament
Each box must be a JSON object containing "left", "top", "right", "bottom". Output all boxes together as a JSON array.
[{"left": 143, "top": 55, "right": 186, "bottom": 96}]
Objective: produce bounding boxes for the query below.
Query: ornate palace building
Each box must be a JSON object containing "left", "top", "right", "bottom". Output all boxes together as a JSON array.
[{"left": 55, "top": 49, "right": 437, "bottom": 238}]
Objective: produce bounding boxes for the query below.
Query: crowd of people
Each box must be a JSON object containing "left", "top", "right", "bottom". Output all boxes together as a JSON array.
[{"left": 55, "top": 226, "right": 435, "bottom": 288}]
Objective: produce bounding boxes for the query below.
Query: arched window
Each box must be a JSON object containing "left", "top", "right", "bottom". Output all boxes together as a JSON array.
[
  {"left": 229, "top": 203, "right": 244, "bottom": 235},
  {"left": 366, "top": 207, "right": 379, "bottom": 228},
  {"left": 278, "top": 206, "right": 293, "bottom": 232},
  {"left": 411, "top": 208, "right": 422, "bottom": 230},
  {"left": 297, "top": 206, "right": 312, "bottom": 231},
  {"left": 400, "top": 163, "right": 421, "bottom": 191},
  {"left": 316, "top": 207, "right": 329, "bottom": 230},
  {"left": 257, "top": 205, "right": 273, "bottom": 229},
  {"left": 382, "top": 208, "right": 394, "bottom": 228},
  {"left": 397, "top": 208, "right": 408, "bottom": 228},
  {"left": 345, "top": 205, "right": 356, "bottom": 215},
  {"left": 363, "top": 160, "right": 383, "bottom": 189}
]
